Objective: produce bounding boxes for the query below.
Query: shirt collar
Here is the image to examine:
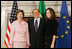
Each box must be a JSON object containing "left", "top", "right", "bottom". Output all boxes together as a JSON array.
[{"left": 34, "top": 17, "right": 40, "bottom": 21}]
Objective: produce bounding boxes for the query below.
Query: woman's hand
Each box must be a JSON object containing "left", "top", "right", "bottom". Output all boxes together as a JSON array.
[
  {"left": 10, "top": 44, "right": 13, "bottom": 48},
  {"left": 26, "top": 44, "right": 30, "bottom": 48},
  {"left": 50, "top": 44, "right": 54, "bottom": 48},
  {"left": 50, "top": 35, "right": 56, "bottom": 48}
]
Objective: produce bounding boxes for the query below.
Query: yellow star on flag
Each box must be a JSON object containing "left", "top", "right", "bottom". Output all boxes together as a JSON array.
[
  {"left": 63, "top": 16, "right": 66, "bottom": 19},
  {"left": 59, "top": 15, "right": 61, "bottom": 17},
  {"left": 67, "top": 26, "right": 70, "bottom": 29},
  {"left": 66, "top": 20, "right": 69, "bottom": 23},
  {"left": 61, "top": 35, "right": 64, "bottom": 38},
  {"left": 56, "top": 36, "right": 59, "bottom": 39},
  {"left": 65, "top": 31, "right": 68, "bottom": 34}
]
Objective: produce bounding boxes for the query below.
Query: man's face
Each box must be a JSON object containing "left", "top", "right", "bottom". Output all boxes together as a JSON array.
[{"left": 33, "top": 9, "right": 40, "bottom": 18}]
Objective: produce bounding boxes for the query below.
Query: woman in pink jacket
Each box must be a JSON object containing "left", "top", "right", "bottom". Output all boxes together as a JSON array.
[{"left": 10, "top": 9, "right": 30, "bottom": 48}]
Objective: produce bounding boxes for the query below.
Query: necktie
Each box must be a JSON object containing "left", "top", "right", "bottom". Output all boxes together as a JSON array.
[{"left": 35, "top": 20, "right": 38, "bottom": 32}]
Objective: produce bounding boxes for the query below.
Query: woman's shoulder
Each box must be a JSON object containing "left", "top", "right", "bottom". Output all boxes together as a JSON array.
[
  {"left": 11, "top": 20, "right": 17, "bottom": 25},
  {"left": 52, "top": 19, "right": 58, "bottom": 23},
  {"left": 11, "top": 20, "right": 18, "bottom": 27},
  {"left": 22, "top": 21, "right": 28, "bottom": 25},
  {"left": 52, "top": 20, "right": 58, "bottom": 26}
]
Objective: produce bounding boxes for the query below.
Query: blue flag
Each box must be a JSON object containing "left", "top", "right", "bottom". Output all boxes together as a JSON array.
[
  {"left": 10, "top": 1, "right": 18, "bottom": 23},
  {"left": 55, "top": 1, "right": 71, "bottom": 48}
]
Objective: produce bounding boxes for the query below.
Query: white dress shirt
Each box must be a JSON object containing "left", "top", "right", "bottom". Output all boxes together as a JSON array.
[{"left": 34, "top": 17, "right": 40, "bottom": 28}]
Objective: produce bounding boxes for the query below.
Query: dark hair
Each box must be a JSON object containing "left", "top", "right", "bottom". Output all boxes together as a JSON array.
[
  {"left": 45, "top": 8, "right": 56, "bottom": 21},
  {"left": 16, "top": 9, "right": 24, "bottom": 17},
  {"left": 32, "top": 9, "right": 40, "bottom": 13}
]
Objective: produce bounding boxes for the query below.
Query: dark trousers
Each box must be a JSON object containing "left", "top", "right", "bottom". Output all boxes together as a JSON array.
[{"left": 30, "top": 40, "right": 44, "bottom": 48}]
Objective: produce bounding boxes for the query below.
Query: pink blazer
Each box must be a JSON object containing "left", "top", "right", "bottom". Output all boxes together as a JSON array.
[{"left": 10, "top": 20, "right": 30, "bottom": 45}]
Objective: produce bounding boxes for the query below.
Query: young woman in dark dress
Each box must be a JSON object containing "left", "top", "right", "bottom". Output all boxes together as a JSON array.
[{"left": 45, "top": 8, "right": 58, "bottom": 48}]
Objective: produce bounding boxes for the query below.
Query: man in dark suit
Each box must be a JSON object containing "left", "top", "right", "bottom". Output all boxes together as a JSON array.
[{"left": 28, "top": 9, "right": 45, "bottom": 48}]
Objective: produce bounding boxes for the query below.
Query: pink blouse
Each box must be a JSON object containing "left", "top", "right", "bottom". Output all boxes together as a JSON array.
[{"left": 10, "top": 20, "right": 30, "bottom": 45}]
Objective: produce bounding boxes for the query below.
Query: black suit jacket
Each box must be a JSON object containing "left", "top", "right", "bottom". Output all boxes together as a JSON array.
[{"left": 28, "top": 18, "right": 45, "bottom": 48}]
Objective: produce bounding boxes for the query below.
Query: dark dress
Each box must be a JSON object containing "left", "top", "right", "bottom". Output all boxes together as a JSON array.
[{"left": 45, "top": 19, "right": 58, "bottom": 48}]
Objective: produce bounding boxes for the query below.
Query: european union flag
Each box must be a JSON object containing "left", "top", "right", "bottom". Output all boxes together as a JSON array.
[{"left": 55, "top": 1, "right": 71, "bottom": 48}]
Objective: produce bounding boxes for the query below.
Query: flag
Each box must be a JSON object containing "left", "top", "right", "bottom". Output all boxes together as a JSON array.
[
  {"left": 55, "top": 1, "right": 71, "bottom": 48},
  {"left": 38, "top": 1, "right": 46, "bottom": 19},
  {"left": 4, "top": 1, "right": 18, "bottom": 48}
]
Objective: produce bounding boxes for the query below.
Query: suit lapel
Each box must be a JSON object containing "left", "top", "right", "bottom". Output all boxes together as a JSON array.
[
  {"left": 37, "top": 18, "right": 42, "bottom": 32},
  {"left": 32, "top": 18, "right": 42, "bottom": 32},
  {"left": 31, "top": 19, "right": 35, "bottom": 31}
]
